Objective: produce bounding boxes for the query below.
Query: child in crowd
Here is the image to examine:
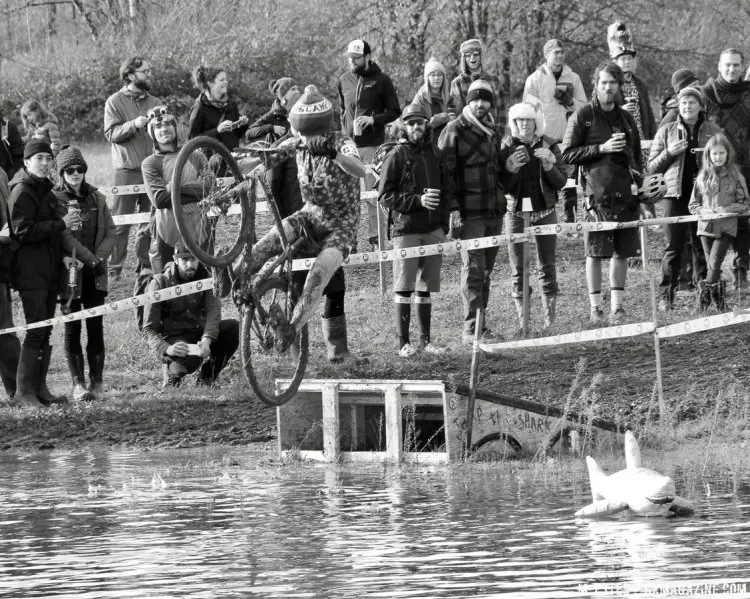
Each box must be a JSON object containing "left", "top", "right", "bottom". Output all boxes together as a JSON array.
[
  {"left": 54, "top": 147, "right": 116, "bottom": 401},
  {"left": 20, "top": 100, "right": 62, "bottom": 156},
  {"left": 688, "top": 133, "right": 750, "bottom": 311}
]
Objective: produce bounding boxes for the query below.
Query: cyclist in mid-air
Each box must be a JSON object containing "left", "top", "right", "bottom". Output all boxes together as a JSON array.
[{"left": 222, "top": 85, "right": 366, "bottom": 351}]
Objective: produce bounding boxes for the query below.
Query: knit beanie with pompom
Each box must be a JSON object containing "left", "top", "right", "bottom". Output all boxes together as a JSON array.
[{"left": 288, "top": 85, "right": 333, "bottom": 136}]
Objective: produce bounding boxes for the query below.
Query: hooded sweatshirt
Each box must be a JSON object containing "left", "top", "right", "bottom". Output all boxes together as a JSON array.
[{"left": 337, "top": 61, "right": 401, "bottom": 148}]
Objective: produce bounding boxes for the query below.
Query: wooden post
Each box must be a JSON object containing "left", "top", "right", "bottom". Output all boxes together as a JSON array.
[
  {"left": 384, "top": 385, "right": 402, "bottom": 462},
  {"left": 464, "top": 308, "right": 484, "bottom": 458},
  {"left": 321, "top": 383, "right": 340, "bottom": 462},
  {"left": 648, "top": 276, "right": 666, "bottom": 427},
  {"left": 640, "top": 222, "right": 649, "bottom": 271},
  {"left": 521, "top": 197, "right": 533, "bottom": 337}
]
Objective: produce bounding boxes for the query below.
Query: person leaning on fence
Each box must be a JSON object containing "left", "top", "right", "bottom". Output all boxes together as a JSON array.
[
  {"left": 20, "top": 100, "right": 62, "bottom": 157},
  {"left": 701, "top": 48, "right": 750, "bottom": 290},
  {"left": 188, "top": 65, "right": 249, "bottom": 152},
  {"left": 142, "top": 241, "right": 239, "bottom": 387},
  {"left": 523, "top": 39, "right": 587, "bottom": 228},
  {"left": 142, "top": 106, "right": 213, "bottom": 273},
  {"left": 103, "top": 56, "right": 162, "bottom": 280},
  {"left": 648, "top": 86, "right": 719, "bottom": 311},
  {"left": 379, "top": 104, "right": 458, "bottom": 356},
  {"left": 0, "top": 166, "right": 21, "bottom": 402},
  {"left": 500, "top": 102, "right": 567, "bottom": 332},
  {"left": 245, "top": 78, "right": 299, "bottom": 146},
  {"left": 411, "top": 58, "right": 455, "bottom": 141},
  {"left": 688, "top": 133, "right": 750, "bottom": 312},
  {"left": 438, "top": 79, "right": 507, "bottom": 344},
  {"left": 1, "top": 110, "right": 24, "bottom": 180},
  {"left": 7, "top": 140, "right": 82, "bottom": 408},
  {"left": 53, "top": 147, "right": 116, "bottom": 402},
  {"left": 561, "top": 61, "right": 643, "bottom": 326}
]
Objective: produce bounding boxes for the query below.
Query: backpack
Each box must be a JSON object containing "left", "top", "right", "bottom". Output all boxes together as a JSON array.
[
  {"left": 370, "top": 141, "right": 415, "bottom": 239},
  {"left": 134, "top": 268, "right": 168, "bottom": 331}
]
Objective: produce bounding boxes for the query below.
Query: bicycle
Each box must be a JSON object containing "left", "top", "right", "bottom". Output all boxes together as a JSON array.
[{"left": 170, "top": 135, "right": 310, "bottom": 406}]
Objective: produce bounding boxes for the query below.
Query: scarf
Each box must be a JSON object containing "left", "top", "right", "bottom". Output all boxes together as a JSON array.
[
  {"left": 462, "top": 105, "right": 495, "bottom": 138},
  {"left": 203, "top": 91, "right": 228, "bottom": 111},
  {"left": 704, "top": 76, "right": 750, "bottom": 109}
]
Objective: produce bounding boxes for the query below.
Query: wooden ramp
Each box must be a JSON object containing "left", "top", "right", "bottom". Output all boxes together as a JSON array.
[{"left": 276, "top": 379, "right": 624, "bottom": 463}]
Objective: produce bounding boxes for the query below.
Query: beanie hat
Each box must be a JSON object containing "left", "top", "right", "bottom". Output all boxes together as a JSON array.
[
  {"left": 56, "top": 146, "right": 88, "bottom": 174},
  {"left": 288, "top": 85, "right": 333, "bottom": 136},
  {"left": 508, "top": 102, "right": 546, "bottom": 138},
  {"left": 269, "top": 77, "right": 297, "bottom": 100},
  {"left": 678, "top": 86, "right": 703, "bottom": 107},
  {"left": 466, "top": 79, "right": 494, "bottom": 106},
  {"left": 146, "top": 106, "right": 177, "bottom": 141},
  {"left": 24, "top": 139, "right": 52, "bottom": 159},
  {"left": 423, "top": 57, "right": 446, "bottom": 80},
  {"left": 607, "top": 21, "right": 636, "bottom": 59},
  {"left": 671, "top": 69, "right": 699, "bottom": 93},
  {"left": 460, "top": 38, "right": 482, "bottom": 55},
  {"left": 543, "top": 39, "right": 564, "bottom": 56}
]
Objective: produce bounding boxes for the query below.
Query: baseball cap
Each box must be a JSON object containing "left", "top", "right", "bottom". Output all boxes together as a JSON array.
[{"left": 346, "top": 40, "right": 371, "bottom": 57}]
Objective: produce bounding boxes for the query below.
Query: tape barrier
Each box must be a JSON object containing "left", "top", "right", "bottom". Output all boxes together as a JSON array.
[
  {"left": 0, "top": 278, "right": 214, "bottom": 336},
  {"left": 533, "top": 212, "right": 739, "bottom": 236},
  {"left": 656, "top": 310, "right": 750, "bottom": 339},
  {"left": 479, "top": 321, "right": 655, "bottom": 352}
]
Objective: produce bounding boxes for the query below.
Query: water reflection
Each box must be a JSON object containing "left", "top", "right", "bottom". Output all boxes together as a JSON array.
[{"left": 0, "top": 449, "right": 749, "bottom": 598}]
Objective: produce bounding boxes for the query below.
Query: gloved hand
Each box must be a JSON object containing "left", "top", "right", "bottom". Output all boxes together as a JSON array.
[
  {"left": 554, "top": 86, "right": 573, "bottom": 107},
  {"left": 91, "top": 260, "right": 108, "bottom": 277},
  {"left": 307, "top": 136, "right": 337, "bottom": 159}
]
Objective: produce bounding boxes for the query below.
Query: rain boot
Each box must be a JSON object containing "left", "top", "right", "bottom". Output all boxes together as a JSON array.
[
  {"left": 11, "top": 347, "right": 47, "bottom": 409},
  {"left": 697, "top": 280, "right": 712, "bottom": 312},
  {"left": 36, "top": 345, "right": 68, "bottom": 405},
  {"left": 87, "top": 352, "right": 105, "bottom": 399},
  {"left": 321, "top": 314, "right": 365, "bottom": 365},
  {"left": 541, "top": 294, "right": 556, "bottom": 330},
  {"left": 66, "top": 352, "right": 94, "bottom": 401},
  {"left": 711, "top": 280, "right": 727, "bottom": 312},
  {"left": 0, "top": 334, "right": 20, "bottom": 400}
]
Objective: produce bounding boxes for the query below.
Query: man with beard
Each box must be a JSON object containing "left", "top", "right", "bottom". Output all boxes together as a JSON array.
[
  {"left": 450, "top": 39, "right": 507, "bottom": 135},
  {"left": 379, "top": 104, "right": 459, "bottom": 356},
  {"left": 337, "top": 39, "right": 401, "bottom": 250},
  {"left": 562, "top": 62, "right": 642, "bottom": 325},
  {"left": 104, "top": 56, "right": 162, "bottom": 279},
  {"left": 438, "top": 80, "right": 508, "bottom": 343},
  {"left": 702, "top": 48, "right": 750, "bottom": 289},
  {"left": 141, "top": 241, "right": 239, "bottom": 388}
]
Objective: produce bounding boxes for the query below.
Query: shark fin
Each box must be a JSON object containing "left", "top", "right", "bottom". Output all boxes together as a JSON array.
[
  {"left": 575, "top": 499, "right": 629, "bottom": 517},
  {"left": 624, "top": 430, "right": 642, "bottom": 469},
  {"left": 585, "top": 456, "right": 607, "bottom": 500}
]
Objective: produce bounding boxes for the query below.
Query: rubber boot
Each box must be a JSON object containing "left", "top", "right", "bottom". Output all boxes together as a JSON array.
[
  {"left": 66, "top": 352, "right": 94, "bottom": 401},
  {"left": 87, "top": 352, "right": 105, "bottom": 399},
  {"left": 0, "top": 334, "right": 20, "bottom": 400},
  {"left": 697, "top": 280, "right": 712, "bottom": 312},
  {"left": 541, "top": 294, "right": 557, "bottom": 330},
  {"left": 37, "top": 345, "right": 68, "bottom": 405},
  {"left": 11, "top": 347, "right": 47, "bottom": 409},
  {"left": 321, "top": 314, "right": 365, "bottom": 365},
  {"left": 711, "top": 280, "right": 727, "bottom": 312}
]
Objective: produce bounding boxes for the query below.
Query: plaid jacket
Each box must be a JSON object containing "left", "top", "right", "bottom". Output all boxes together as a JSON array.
[{"left": 437, "top": 112, "right": 506, "bottom": 220}]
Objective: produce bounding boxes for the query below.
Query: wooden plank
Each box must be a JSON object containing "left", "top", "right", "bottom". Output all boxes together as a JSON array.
[
  {"left": 321, "top": 383, "right": 340, "bottom": 462},
  {"left": 285, "top": 379, "right": 445, "bottom": 393},
  {"left": 338, "top": 395, "right": 443, "bottom": 406},
  {"left": 285, "top": 450, "right": 449, "bottom": 464},
  {"left": 384, "top": 385, "right": 402, "bottom": 462}
]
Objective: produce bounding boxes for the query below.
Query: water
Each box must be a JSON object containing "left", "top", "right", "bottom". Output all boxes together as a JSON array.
[{"left": 0, "top": 448, "right": 749, "bottom": 598}]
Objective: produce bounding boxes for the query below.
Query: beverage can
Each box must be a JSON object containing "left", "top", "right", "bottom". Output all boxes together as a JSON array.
[{"left": 68, "top": 199, "right": 80, "bottom": 231}]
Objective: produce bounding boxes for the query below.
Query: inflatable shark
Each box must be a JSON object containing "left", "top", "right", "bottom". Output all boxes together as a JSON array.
[{"left": 576, "top": 431, "right": 695, "bottom": 518}]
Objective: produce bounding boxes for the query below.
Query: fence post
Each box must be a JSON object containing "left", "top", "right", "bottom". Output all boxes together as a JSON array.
[
  {"left": 521, "top": 197, "right": 532, "bottom": 337},
  {"left": 464, "top": 308, "right": 484, "bottom": 459},
  {"left": 648, "top": 275, "right": 666, "bottom": 427}
]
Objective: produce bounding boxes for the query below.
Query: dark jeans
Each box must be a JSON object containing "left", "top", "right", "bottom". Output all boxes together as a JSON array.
[
  {"left": 561, "top": 187, "right": 577, "bottom": 222},
  {"left": 460, "top": 216, "right": 503, "bottom": 334},
  {"left": 18, "top": 288, "right": 58, "bottom": 350},
  {"left": 701, "top": 234, "right": 732, "bottom": 284},
  {"left": 0, "top": 282, "right": 20, "bottom": 397},
  {"left": 150, "top": 234, "right": 175, "bottom": 275},
  {"left": 165, "top": 319, "right": 240, "bottom": 382},
  {"left": 732, "top": 217, "right": 750, "bottom": 273},
  {"left": 659, "top": 198, "right": 707, "bottom": 299},
  {"left": 505, "top": 210, "right": 558, "bottom": 298},
  {"left": 63, "top": 269, "right": 107, "bottom": 355}
]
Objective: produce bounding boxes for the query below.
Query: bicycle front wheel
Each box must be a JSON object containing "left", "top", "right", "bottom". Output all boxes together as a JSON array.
[
  {"left": 171, "top": 136, "right": 251, "bottom": 268},
  {"left": 240, "top": 275, "right": 309, "bottom": 406}
]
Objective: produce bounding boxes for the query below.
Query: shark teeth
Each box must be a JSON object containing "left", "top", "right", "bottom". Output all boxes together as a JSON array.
[{"left": 646, "top": 494, "right": 675, "bottom": 505}]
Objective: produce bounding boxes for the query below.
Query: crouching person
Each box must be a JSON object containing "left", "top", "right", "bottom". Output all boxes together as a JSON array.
[
  {"left": 142, "top": 241, "right": 239, "bottom": 387},
  {"left": 379, "top": 104, "right": 458, "bottom": 355}
]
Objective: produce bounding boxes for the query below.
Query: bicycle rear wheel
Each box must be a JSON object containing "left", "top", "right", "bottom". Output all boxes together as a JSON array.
[
  {"left": 241, "top": 275, "right": 309, "bottom": 406},
  {"left": 171, "top": 136, "right": 252, "bottom": 268}
]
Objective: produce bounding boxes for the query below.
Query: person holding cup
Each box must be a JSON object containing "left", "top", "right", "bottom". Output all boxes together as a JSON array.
[
  {"left": 379, "top": 104, "right": 458, "bottom": 356},
  {"left": 501, "top": 102, "right": 567, "bottom": 331}
]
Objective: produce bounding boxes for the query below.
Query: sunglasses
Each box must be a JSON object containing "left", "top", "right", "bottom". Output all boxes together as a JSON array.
[
  {"left": 135, "top": 68, "right": 152, "bottom": 75},
  {"left": 64, "top": 166, "right": 86, "bottom": 175},
  {"left": 147, "top": 106, "right": 171, "bottom": 121},
  {"left": 404, "top": 120, "right": 426, "bottom": 127},
  {"left": 463, "top": 51, "right": 481, "bottom": 58}
]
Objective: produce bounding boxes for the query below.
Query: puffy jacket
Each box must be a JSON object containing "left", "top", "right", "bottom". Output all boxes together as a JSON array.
[
  {"left": 450, "top": 66, "right": 507, "bottom": 135},
  {"left": 500, "top": 136, "right": 567, "bottom": 213},
  {"left": 245, "top": 99, "right": 290, "bottom": 145},
  {"left": 647, "top": 117, "right": 721, "bottom": 198},
  {"left": 523, "top": 64, "right": 587, "bottom": 142},
  {"left": 689, "top": 170, "right": 750, "bottom": 238},
  {"left": 615, "top": 73, "right": 657, "bottom": 140},
  {"left": 104, "top": 87, "right": 162, "bottom": 171},
  {"left": 141, "top": 261, "right": 221, "bottom": 357},
  {"left": 188, "top": 93, "right": 248, "bottom": 151},
  {"left": 338, "top": 61, "right": 401, "bottom": 148},
  {"left": 7, "top": 169, "right": 65, "bottom": 290},
  {"left": 437, "top": 111, "right": 507, "bottom": 220},
  {"left": 54, "top": 182, "right": 116, "bottom": 295},
  {"left": 378, "top": 128, "right": 455, "bottom": 237},
  {"left": 1, "top": 116, "right": 24, "bottom": 179}
]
